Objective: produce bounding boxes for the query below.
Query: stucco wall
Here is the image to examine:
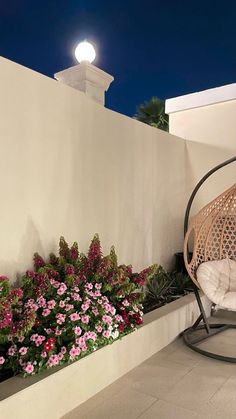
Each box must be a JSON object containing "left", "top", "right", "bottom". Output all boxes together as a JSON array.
[
  {"left": 169, "top": 100, "right": 236, "bottom": 150},
  {"left": 185, "top": 141, "right": 236, "bottom": 216},
  {"left": 0, "top": 57, "right": 186, "bottom": 280}
]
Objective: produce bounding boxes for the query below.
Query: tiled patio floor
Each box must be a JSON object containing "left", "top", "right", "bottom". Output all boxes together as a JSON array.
[{"left": 62, "top": 311, "right": 236, "bottom": 419}]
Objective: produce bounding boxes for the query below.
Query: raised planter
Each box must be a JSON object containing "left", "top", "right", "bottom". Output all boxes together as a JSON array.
[{"left": 0, "top": 293, "right": 211, "bottom": 419}]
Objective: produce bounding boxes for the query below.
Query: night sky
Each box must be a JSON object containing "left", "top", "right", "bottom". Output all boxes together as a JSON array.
[{"left": 0, "top": 0, "right": 235, "bottom": 116}]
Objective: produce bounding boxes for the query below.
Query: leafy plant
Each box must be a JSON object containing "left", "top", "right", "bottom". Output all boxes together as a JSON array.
[
  {"left": 134, "top": 97, "right": 169, "bottom": 131},
  {"left": 169, "top": 272, "right": 193, "bottom": 296},
  {"left": 145, "top": 266, "right": 174, "bottom": 305}
]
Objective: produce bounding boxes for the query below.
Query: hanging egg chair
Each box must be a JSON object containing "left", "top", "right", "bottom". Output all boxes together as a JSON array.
[{"left": 183, "top": 156, "right": 236, "bottom": 362}]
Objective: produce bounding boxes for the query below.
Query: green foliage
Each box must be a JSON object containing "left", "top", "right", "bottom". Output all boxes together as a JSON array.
[
  {"left": 144, "top": 266, "right": 193, "bottom": 312},
  {"left": 145, "top": 265, "right": 174, "bottom": 304},
  {"left": 169, "top": 272, "right": 193, "bottom": 295},
  {"left": 134, "top": 97, "right": 169, "bottom": 131}
]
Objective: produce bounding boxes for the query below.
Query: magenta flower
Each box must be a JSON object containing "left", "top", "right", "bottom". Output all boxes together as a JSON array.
[{"left": 65, "top": 264, "right": 75, "bottom": 275}]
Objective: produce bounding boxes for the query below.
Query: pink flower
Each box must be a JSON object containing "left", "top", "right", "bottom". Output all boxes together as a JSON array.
[
  {"left": 81, "top": 303, "right": 89, "bottom": 311},
  {"left": 65, "top": 304, "right": 74, "bottom": 312},
  {"left": 103, "top": 330, "right": 111, "bottom": 338},
  {"left": 37, "top": 296, "right": 46, "bottom": 308},
  {"left": 50, "top": 279, "right": 60, "bottom": 288},
  {"left": 45, "top": 328, "right": 53, "bottom": 334},
  {"left": 78, "top": 337, "right": 86, "bottom": 347},
  {"left": 55, "top": 328, "right": 61, "bottom": 336},
  {"left": 42, "top": 308, "right": 51, "bottom": 317},
  {"left": 0, "top": 356, "right": 5, "bottom": 364},
  {"left": 69, "top": 346, "right": 81, "bottom": 359},
  {"left": 18, "top": 336, "right": 25, "bottom": 343},
  {"left": 95, "top": 283, "right": 102, "bottom": 290},
  {"left": 30, "top": 334, "right": 38, "bottom": 342},
  {"left": 47, "top": 300, "right": 56, "bottom": 309},
  {"left": 56, "top": 313, "right": 66, "bottom": 325},
  {"left": 115, "top": 315, "right": 123, "bottom": 322},
  {"left": 24, "top": 363, "right": 34, "bottom": 374},
  {"left": 71, "top": 293, "right": 81, "bottom": 301},
  {"left": 47, "top": 354, "right": 59, "bottom": 367},
  {"left": 94, "top": 290, "right": 101, "bottom": 297},
  {"left": 35, "top": 335, "right": 46, "bottom": 347},
  {"left": 81, "top": 315, "right": 89, "bottom": 324},
  {"left": 59, "top": 300, "right": 65, "bottom": 308},
  {"left": 102, "top": 315, "right": 112, "bottom": 325},
  {"left": 70, "top": 313, "right": 80, "bottom": 322},
  {"left": 95, "top": 325, "right": 103, "bottom": 333},
  {"left": 58, "top": 352, "right": 64, "bottom": 361},
  {"left": 19, "top": 347, "right": 28, "bottom": 355},
  {"left": 74, "top": 326, "right": 82, "bottom": 336},
  {"left": 87, "top": 331, "right": 97, "bottom": 341},
  {"left": 8, "top": 345, "right": 16, "bottom": 356},
  {"left": 57, "top": 283, "right": 67, "bottom": 296},
  {"left": 81, "top": 344, "right": 87, "bottom": 352},
  {"left": 61, "top": 346, "right": 67, "bottom": 354},
  {"left": 92, "top": 308, "right": 99, "bottom": 316},
  {"left": 86, "top": 283, "right": 93, "bottom": 290},
  {"left": 41, "top": 351, "right": 47, "bottom": 358}
]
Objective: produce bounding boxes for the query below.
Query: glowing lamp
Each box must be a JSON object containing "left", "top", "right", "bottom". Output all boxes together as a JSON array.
[{"left": 75, "top": 41, "right": 96, "bottom": 64}]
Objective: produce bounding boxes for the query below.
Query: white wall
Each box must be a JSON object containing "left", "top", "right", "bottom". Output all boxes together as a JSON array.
[
  {"left": 0, "top": 57, "right": 186, "bottom": 280},
  {"left": 169, "top": 100, "right": 236, "bottom": 150},
  {"left": 166, "top": 85, "right": 236, "bottom": 219}
]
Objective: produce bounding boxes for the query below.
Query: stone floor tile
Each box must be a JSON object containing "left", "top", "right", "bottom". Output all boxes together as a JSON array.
[
  {"left": 208, "top": 376, "right": 236, "bottom": 415},
  {"left": 138, "top": 399, "right": 197, "bottom": 419},
  {"left": 62, "top": 387, "right": 156, "bottom": 419},
  {"left": 162, "top": 367, "right": 228, "bottom": 412},
  {"left": 126, "top": 359, "right": 191, "bottom": 399}
]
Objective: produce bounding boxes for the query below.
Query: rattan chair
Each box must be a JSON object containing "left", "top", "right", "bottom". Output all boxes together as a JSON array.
[{"left": 183, "top": 156, "right": 236, "bottom": 362}]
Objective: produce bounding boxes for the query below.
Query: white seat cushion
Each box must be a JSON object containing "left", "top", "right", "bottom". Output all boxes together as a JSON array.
[{"left": 197, "top": 258, "right": 236, "bottom": 311}]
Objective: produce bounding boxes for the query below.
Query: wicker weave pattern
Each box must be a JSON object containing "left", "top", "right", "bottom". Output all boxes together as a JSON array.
[{"left": 184, "top": 183, "right": 236, "bottom": 287}]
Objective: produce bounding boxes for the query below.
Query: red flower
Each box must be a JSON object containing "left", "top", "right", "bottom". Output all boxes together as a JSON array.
[
  {"left": 118, "top": 323, "right": 124, "bottom": 332},
  {"left": 43, "top": 337, "right": 56, "bottom": 353}
]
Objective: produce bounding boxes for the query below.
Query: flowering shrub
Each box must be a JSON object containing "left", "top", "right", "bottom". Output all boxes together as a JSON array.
[{"left": 0, "top": 235, "right": 155, "bottom": 378}]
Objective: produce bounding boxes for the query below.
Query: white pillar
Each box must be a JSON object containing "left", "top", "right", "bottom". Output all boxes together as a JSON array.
[{"left": 54, "top": 62, "right": 114, "bottom": 106}]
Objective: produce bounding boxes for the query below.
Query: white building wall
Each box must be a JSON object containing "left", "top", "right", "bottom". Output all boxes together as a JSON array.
[{"left": 0, "top": 57, "right": 186, "bottom": 280}]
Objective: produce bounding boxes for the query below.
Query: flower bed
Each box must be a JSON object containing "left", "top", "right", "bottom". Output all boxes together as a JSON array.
[
  {"left": 0, "top": 292, "right": 211, "bottom": 419},
  {"left": 0, "top": 235, "right": 156, "bottom": 381}
]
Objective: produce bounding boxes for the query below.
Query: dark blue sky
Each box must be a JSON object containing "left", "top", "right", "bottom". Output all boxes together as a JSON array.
[{"left": 0, "top": 0, "right": 235, "bottom": 116}]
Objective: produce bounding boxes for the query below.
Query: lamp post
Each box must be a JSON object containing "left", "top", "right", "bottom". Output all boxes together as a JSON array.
[{"left": 54, "top": 41, "right": 114, "bottom": 106}]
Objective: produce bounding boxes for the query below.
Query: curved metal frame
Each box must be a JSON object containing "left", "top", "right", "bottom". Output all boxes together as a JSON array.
[{"left": 183, "top": 156, "right": 236, "bottom": 362}]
